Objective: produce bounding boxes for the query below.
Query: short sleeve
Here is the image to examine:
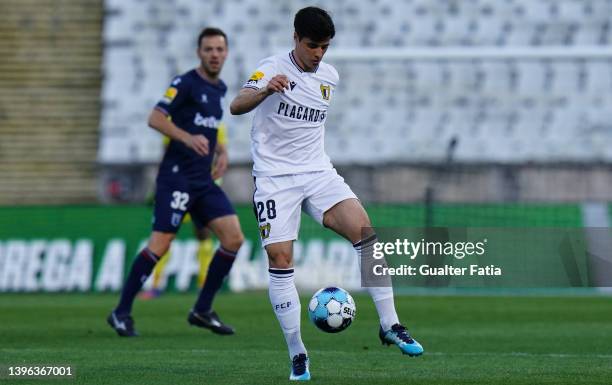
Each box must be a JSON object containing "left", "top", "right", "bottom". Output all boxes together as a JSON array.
[
  {"left": 242, "top": 57, "right": 276, "bottom": 91},
  {"left": 330, "top": 64, "right": 339, "bottom": 85},
  {"left": 155, "top": 75, "right": 190, "bottom": 117}
]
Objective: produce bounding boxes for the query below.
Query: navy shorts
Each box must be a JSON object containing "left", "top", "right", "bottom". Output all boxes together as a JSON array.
[{"left": 152, "top": 178, "right": 235, "bottom": 233}]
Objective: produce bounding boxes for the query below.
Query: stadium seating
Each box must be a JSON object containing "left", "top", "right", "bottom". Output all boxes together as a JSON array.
[
  {"left": 99, "top": 0, "right": 612, "bottom": 165},
  {"left": 0, "top": 0, "right": 102, "bottom": 204}
]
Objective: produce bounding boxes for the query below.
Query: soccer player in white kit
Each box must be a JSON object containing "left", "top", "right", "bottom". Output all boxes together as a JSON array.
[{"left": 230, "top": 7, "right": 423, "bottom": 380}]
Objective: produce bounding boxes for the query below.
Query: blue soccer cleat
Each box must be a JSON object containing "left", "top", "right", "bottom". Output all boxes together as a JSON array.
[
  {"left": 289, "top": 354, "right": 311, "bottom": 381},
  {"left": 379, "top": 324, "right": 424, "bottom": 357}
]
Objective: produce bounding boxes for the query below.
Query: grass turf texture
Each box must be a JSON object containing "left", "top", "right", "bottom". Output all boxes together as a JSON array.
[{"left": 0, "top": 293, "right": 610, "bottom": 384}]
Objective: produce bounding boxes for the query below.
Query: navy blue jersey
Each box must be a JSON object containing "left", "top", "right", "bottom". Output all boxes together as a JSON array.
[{"left": 155, "top": 69, "right": 227, "bottom": 184}]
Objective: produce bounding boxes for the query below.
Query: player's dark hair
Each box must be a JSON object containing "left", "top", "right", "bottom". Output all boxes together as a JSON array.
[
  {"left": 294, "top": 6, "right": 335, "bottom": 42},
  {"left": 197, "top": 27, "right": 228, "bottom": 48}
]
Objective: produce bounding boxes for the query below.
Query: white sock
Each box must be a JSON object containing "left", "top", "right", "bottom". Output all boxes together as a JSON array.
[
  {"left": 368, "top": 287, "right": 400, "bottom": 331},
  {"left": 269, "top": 268, "right": 306, "bottom": 359},
  {"left": 354, "top": 235, "right": 400, "bottom": 331}
]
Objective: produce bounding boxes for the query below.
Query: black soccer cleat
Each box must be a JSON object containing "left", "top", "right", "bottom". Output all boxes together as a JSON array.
[
  {"left": 107, "top": 311, "right": 138, "bottom": 337},
  {"left": 188, "top": 310, "right": 235, "bottom": 335}
]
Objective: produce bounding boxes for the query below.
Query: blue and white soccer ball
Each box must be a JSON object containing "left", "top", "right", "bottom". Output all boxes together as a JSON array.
[{"left": 308, "top": 287, "right": 356, "bottom": 333}]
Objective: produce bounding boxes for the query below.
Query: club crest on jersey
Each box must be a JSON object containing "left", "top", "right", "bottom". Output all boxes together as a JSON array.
[
  {"left": 259, "top": 223, "right": 271, "bottom": 239},
  {"left": 161, "top": 87, "right": 178, "bottom": 104},
  {"left": 320, "top": 84, "right": 330, "bottom": 100}
]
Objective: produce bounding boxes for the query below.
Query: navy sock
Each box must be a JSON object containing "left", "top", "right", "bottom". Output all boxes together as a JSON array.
[
  {"left": 193, "top": 247, "right": 237, "bottom": 314},
  {"left": 114, "top": 248, "right": 160, "bottom": 316}
]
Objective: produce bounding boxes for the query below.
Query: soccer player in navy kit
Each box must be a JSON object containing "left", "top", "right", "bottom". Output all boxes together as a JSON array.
[{"left": 107, "top": 28, "right": 244, "bottom": 337}]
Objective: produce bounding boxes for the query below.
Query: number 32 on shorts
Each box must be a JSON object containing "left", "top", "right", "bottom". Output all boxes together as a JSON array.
[
  {"left": 255, "top": 199, "right": 276, "bottom": 239},
  {"left": 170, "top": 191, "right": 189, "bottom": 211}
]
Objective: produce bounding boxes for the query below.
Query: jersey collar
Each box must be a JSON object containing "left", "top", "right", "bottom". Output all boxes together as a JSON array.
[
  {"left": 194, "top": 68, "right": 226, "bottom": 90},
  {"left": 289, "top": 51, "right": 319, "bottom": 73}
]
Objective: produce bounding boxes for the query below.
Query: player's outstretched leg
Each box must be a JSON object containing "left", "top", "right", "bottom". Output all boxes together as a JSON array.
[
  {"left": 189, "top": 247, "right": 238, "bottom": 335},
  {"left": 107, "top": 248, "right": 161, "bottom": 337},
  {"left": 354, "top": 236, "right": 424, "bottom": 357},
  {"left": 324, "top": 198, "right": 424, "bottom": 356}
]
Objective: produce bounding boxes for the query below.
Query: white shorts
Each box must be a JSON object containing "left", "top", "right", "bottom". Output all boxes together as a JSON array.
[{"left": 253, "top": 169, "right": 358, "bottom": 246}]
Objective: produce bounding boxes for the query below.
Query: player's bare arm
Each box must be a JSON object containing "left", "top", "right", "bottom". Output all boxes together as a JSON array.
[
  {"left": 148, "top": 108, "right": 209, "bottom": 156},
  {"left": 212, "top": 141, "right": 228, "bottom": 180},
  {"left": 229, "top": 74, "right": 289, "bottom": 115}
]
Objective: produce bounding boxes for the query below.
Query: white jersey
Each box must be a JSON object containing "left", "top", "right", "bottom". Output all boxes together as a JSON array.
[{"left": 243, "top": 52, "right": 337, "bottom": 176}]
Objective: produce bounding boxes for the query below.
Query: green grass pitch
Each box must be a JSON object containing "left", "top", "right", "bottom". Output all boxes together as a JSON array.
[{"left": 0, "top": 292, "right": 610, "bottom": 384}]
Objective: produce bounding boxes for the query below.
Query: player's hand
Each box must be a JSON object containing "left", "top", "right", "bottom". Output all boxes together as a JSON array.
[
  {"left": 184, "top": 134, "right": 209, "bottom": 156},
  {"left": 212, "top": 150, "right": 228, "bottom": 180},
  {"left": 265, "top": 74, "right": 290, "bottom": 95}
]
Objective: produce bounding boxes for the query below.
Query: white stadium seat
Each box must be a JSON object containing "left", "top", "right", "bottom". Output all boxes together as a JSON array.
[{"left": 99, "top": 0, "right": 612, "bottom": 164}]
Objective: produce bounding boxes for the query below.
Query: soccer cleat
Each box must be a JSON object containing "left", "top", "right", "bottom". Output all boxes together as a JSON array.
[
  {"left": 289, "top": 354, "right": 310, "bottom": 381},
  {"left": 379, "top": 323, "right": 424, "bottom": 357},
  {"left": 107, "top": 311, "right": 138, "bottom": 337},
  {"left": 188, "top": 310, "right": 235, "bottom": 335}
]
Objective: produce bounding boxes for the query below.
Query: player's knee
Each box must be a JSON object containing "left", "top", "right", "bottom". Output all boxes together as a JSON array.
[
  {"left": 266, "top": 249, "right": 293, "bottom": 269},
  {"left": 357, "top": 214, "right": 372, "bottom": 229},
  {"left": 221, "top": 232, "right": 244, "bottom": 253},
  {"left": 148, "top": 243, "right": 171, "bottom": 257},
  {"left": 343, "top": 214, "right": 372, "bottom": 242},
  {"left": 148, "top": 233, "right": 175, "bottom": 256}
]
